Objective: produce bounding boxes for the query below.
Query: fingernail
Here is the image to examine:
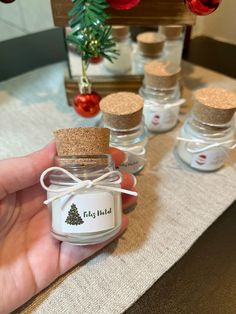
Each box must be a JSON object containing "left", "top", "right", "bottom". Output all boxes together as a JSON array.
[
  {"left": 131, "top": 174, "right": 137, "bottom": 188},
  {"left": 123, "top": 152, "right": 129, "bottom": 164}
]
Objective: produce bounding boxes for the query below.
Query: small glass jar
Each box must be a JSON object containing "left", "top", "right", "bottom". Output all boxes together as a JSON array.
[
  {"left": 47, "top": 155, "right": 122, "bottom": 245},
  {"left": 41, "top": 127, "right": 123, "bottom": 245},
  {"left": 140, "top": 60, "right": 182, "bottom": 133},
  {"left": 176, "top": 88, "right": 236, "bottom": 171},
  {"left": 159, "top": 25, "right": 185, "bottom": 69},
  {"left": 104, "top": 26, "right": 132, "bottom": 74},
  {"left": 100, "top": 92, "right": 147, "bottom": 174},
  {"left": 109, "top": 122, "right": 148, "bottom": 174},
  {"left": 176, "top": 115, "right": 235, "bottom": 171},
  {"left": 133, "top": 32, "right": 165, "bottom": 75}
]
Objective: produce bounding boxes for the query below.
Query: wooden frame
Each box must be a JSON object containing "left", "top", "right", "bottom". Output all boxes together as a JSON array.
[
  {"left": 51, "top": 0, "right": 196, "bottom": 105},
  {"left": 51, "top": 0, "right": 196, "bottom": 27},
  {"left": 65, "top": 75, "right": 143, "bottom": 105}
]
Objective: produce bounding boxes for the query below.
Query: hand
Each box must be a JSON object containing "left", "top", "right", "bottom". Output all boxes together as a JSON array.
[{"left": 0, "top": 143, "right": 137, "bottom": 314}]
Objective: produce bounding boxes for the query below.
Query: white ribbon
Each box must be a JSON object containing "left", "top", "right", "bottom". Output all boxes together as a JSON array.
[
  {"left": 113, "top": 145, "right": 146, "bottom": 163},
  {"left": 122, "top": 146, "right": 146, "bottom": 156},
  {"left": 145, "top": 98, "right": 186, "bottom": 110},
  {"left": 177, "top": 137, "right": 236, "bottom": 154},
  {"left": 40, "top": 167, "right": 138, "bottom": 205}
]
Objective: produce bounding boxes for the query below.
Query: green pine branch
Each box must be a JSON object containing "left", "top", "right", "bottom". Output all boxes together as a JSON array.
[
  {"left": 67, "top": 0, "right": 118, "bottom": 63},
  {"left": 69, "top": 0, "right": 109, "bottom": 28}
]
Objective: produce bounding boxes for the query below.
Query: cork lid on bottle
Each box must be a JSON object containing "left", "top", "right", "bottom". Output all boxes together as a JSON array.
[
  {"left": 137, "top": 32, "right": 165, "bottom": 57},
  {"left": 144, "top": 60, "right": 181, "bottom": 89},
  {"left": 100, "top": 92, "right": 144, "bottom": 130},
  {"left": 159, "top": 25, "right": 184, "bottom": 40},
  {"left": 54, "top": 127, "right": 110, "bottom": 157},
  {"left": 193, "top": 88, "right": 236, "bottom": 125},
  {"left": 112, "top": 25, "right": 129, "bottom": 41}
]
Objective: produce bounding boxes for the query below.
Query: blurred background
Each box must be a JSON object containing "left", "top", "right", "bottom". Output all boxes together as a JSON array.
[
  {"left": 0, "top": 0, "right": 235, "bottom": 45},
  {"left": 0, "top": 0, "right": 53, "bottom": 41}
]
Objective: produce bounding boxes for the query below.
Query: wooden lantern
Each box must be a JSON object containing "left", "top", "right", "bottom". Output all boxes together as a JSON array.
[{"left": 50, "top": 0, "right": 196, "bottom": 104}]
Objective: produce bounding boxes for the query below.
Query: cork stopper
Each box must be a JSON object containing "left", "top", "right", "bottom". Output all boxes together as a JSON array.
[
  {"left": 137, "top": 32, "right": 165, "bottom": 57},
  {"left": 112, "top": 25, "right": 129, "bottom": 41},
  {"left": 193, "top": 88, "right": 236, "bottom": 125},
  {"left": 159, "top": 25, "right": 184, "bottom": 40},
  {"left": 100, "top": 92, "right": 144, "bottom": 130},
  {"left": 144, "top": 60, "right": 181, "bottom": 89},
  {"left": 54, "top": 128, "right": 110, "bottom": 156}
]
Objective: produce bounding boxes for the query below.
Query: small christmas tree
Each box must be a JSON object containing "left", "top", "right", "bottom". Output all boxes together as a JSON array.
[{"left": 65, "top": 204, "right": 84, "bottom": 226}]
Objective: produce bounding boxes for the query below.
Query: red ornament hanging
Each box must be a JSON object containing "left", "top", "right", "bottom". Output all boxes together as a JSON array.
[
  {"left": 107, "top": 0, "right": 140, "bottom": 10},
  {"left": 73, "top": 72, "right": 101, "bottom": 118},
  {"left": 71, "top": 54, "right": 102, "bottom": 118},
  {"left": 184, "top": 0, "right": 222, "bottom": 15},
  {"left": 89, "top": 56, "right": 103, "bottom": 64},
  {"left": 73, "top": 90, "right": 101, "bottom": 118}
]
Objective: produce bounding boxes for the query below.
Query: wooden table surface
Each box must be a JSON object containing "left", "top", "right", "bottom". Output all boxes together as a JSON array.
[{"left": 1, "top": 29, "right": 236, "bottom": 314}]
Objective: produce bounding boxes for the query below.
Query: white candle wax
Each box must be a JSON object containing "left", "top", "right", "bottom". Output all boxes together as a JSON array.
[
  {"left": 48, "top": 186, "right": 122, "bottom": 245},
  {"left": 144, "top": 101, "right": 180, "bottom": 133},
  {"left": 104, "top": 43, "right": 132, "bottom": 74},
  {"left": 176, "top": 123, "right": 234, "bottom": 171}
]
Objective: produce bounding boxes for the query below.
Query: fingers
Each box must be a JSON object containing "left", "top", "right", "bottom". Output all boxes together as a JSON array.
[
  {"left": 109, "top": 147, "right": 126, "bottom": 168},
  {"left": 109, "top": 147, "right": 138, "bottom": 208},
  {"left": 0, "top": 142, "right": 56, "bottom": 199},
  {"left": 59, "top": 214, "right": 128, "bottom": 274},
  {"left": 120, "top": 171, "right": 137, "bottom": 210},
  {"left": 0, "top": 144, "right": 128, "bottom": 200},
  {"left": 120, "top": 171, "right": 137, "bottom": 190},
  {"left": 122, "top": 187, "right": 137, "bottom": 210}
]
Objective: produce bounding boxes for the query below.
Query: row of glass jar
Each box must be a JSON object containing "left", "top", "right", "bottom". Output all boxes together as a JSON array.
[
  {"left": 107, "top": 89, "right": 236, "bottom": 175},
  {"left": 103, "top": 25, "right": 185, "bottom": 75},
  {"left": 45, "top": 86, "right": 236, "bottom": 245},
  {"left": 44, "top": 99, "right": 235, "bottom": 245}
]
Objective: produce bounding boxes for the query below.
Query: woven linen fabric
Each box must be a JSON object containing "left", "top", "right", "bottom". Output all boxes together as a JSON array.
[{"left": 0, "top": 61, "right": 236, "bottom": 313}]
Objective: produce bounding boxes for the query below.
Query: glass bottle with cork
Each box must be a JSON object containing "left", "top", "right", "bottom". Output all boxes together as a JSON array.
[
  {"left": 40, "top": 127, "right": 137, "bottom": 245},
  {"left": 159, "top": 25, "right": 185, "bottom": 69},
  {"left": 104, "top": 25, "right": 132, "bottom": 74},
  {"left": 100, "top": 92, "right": 147, "bottom": 174},
  {"left": 139, "top": 60, "right": 184, "bottom": 133},
  {"left": 133, "top": 32, "right": 166, "bottom": 75},
  {"left": 176, "top": 88, "right": 236, "bottom": 171}
]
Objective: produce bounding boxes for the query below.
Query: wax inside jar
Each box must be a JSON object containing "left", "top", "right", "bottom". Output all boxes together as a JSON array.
[
  {"left": 184, "top": 0, "right": 222, "bottom": 15},
  {"left": 49, "top": 186, "right": 122, "bottom": 244}
]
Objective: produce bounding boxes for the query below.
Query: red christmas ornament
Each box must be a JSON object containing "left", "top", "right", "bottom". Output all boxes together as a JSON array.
[
  {"left": 90, "top": 56, "right": 103, "bottom": 64},
  {"left": 107, "top": 0, "right": 140, "bottom": 10},
  {"left": 0, "top": 0, "right": 16, "bottom": 2},
  {"left": 184, "top": 0, "right": 222, "bottom": 15},
  {"left": 73, "top": 91, "right": 101, "bottom": 118}
]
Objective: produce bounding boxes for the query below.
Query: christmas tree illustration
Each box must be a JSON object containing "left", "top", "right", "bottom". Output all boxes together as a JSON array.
[{"left": 65, "top": 203, "right": 84, "bottom": 226}]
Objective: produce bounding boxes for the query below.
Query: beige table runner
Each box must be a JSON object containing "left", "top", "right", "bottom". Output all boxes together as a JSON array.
[{"left": 0, "top": 61, "right": 236, "bottom": 313}]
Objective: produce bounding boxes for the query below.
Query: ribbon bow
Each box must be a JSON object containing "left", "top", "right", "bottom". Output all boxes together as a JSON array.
[
  {"left": 177, "top": 137, "right": 236, "bottom": 154},
  {"left": 40, "top": 167, "right": 138, "bottom": 205}
]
